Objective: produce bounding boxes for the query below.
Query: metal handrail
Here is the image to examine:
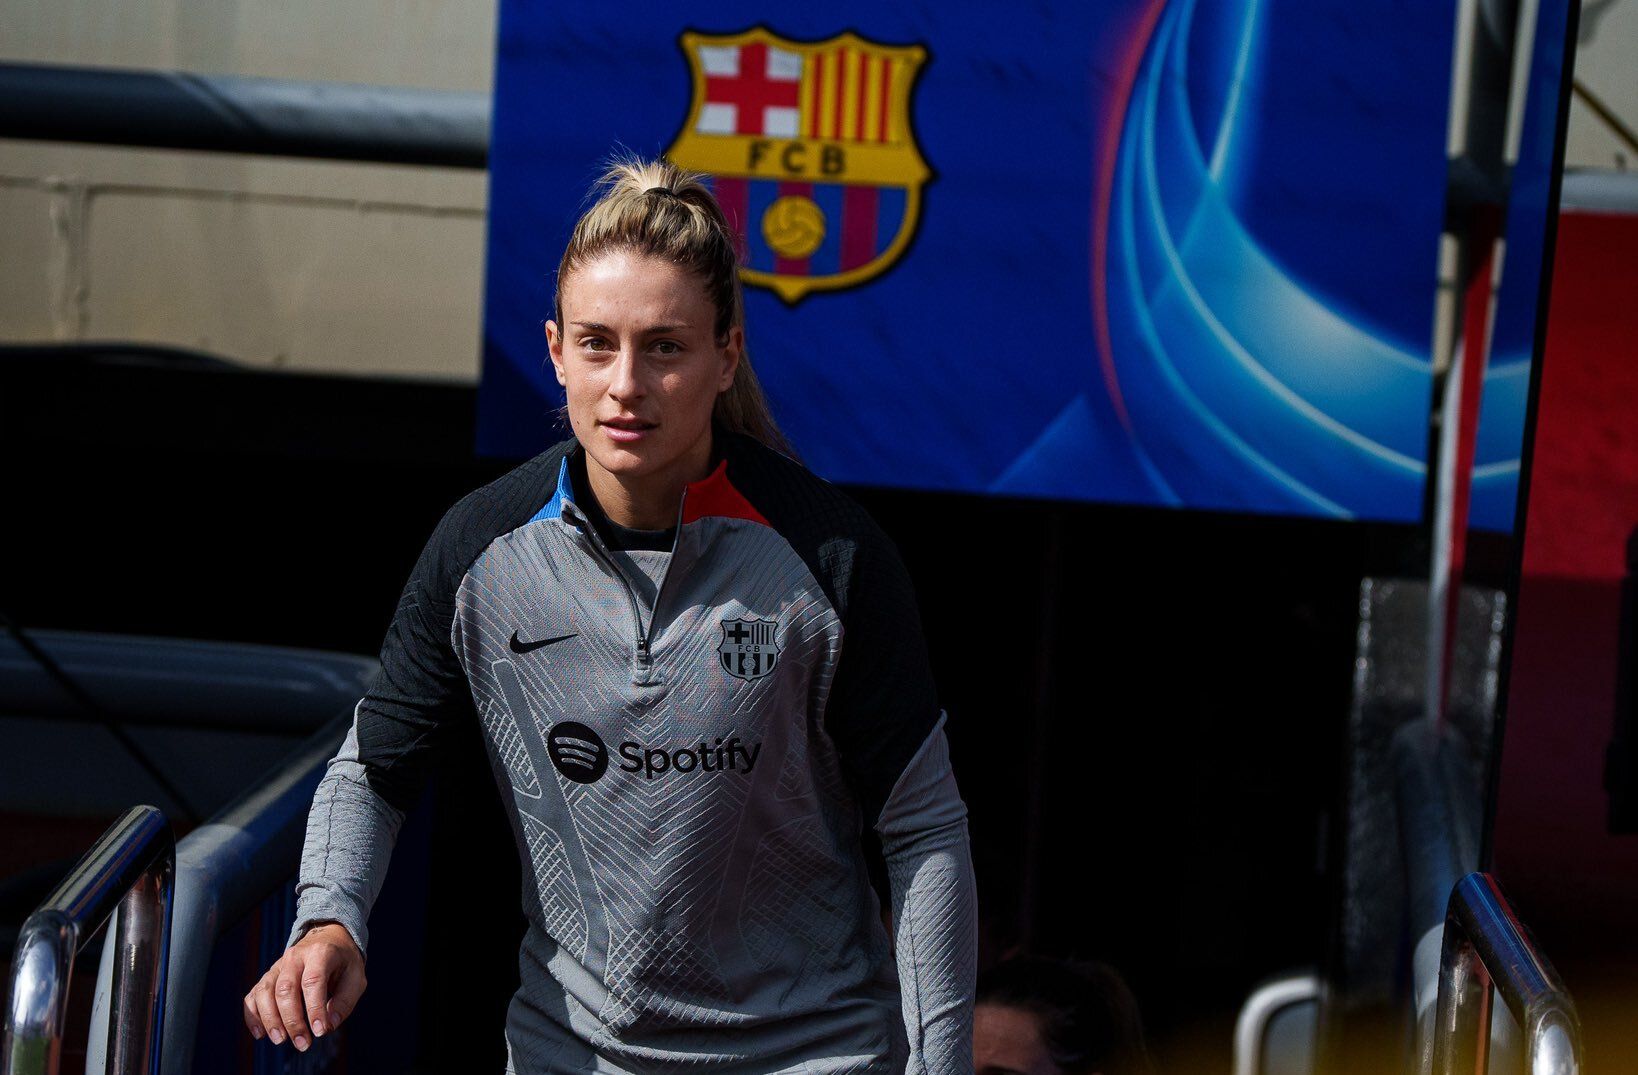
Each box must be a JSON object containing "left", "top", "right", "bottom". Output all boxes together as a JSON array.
[
  {"left": 1433, "top": 872, "right": 1582, "bottom": 1075},
  {"left": 1394, "top": 720, "right": 1483, "bottom": 1073},
  {"left": 0, "top": 63, "right": 488, "bottom": 168},
  {"left": 86, "top": 712, "right": 351, "bottom": 1075},
  {"left": 1231, "top": 972, "right": 1320, "bottom": 1075},
  {"left": 3, "top": 805, "right": 175, "bottom": 1075}
]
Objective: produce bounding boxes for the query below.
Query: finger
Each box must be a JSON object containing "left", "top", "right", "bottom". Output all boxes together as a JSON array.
[
  {"left": 242, "top": 992, "right": 264, "bottom": 1040},
  {"left": 252, "top": 980, "right": 285, "bottom": 1046},
  {"left": 301, "top": 948, "right": 336, "bottom": 1037},
  {"left": 273, "top": 965, "right": 312, "bottom": 1051},
  {"left": 325, "top": 959, "right": 368, "bottom": 1032}
]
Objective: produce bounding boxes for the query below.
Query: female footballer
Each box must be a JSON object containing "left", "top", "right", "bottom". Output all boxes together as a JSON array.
[{"left": 242, "top": 157, "right": 977, "bottom": 1074}]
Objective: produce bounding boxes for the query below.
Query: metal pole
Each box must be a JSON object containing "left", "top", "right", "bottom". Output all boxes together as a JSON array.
[
  {"left": 1432, "top": 873, "right": 1582, "bottom": 1075},
  {"left": 107, "top": 861, "right": 175, "bottom": 1075},
  {"left": 1, "top": 806, "right": 175, "bottom": 1075},
  {"left": 0, "top": 63, "right": 489, "bottom": 169}
]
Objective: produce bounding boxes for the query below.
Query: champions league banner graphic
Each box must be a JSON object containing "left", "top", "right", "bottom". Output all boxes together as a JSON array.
[{"left": 479, "top": 0, "right": 1569, "bottom": 526}]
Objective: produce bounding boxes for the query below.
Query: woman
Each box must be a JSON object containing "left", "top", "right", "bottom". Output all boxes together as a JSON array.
[
  {"left": 974, "top": 956, "right": 1151, "bottom": 1075},
  {"left": 243, "top": 158, "right": 977, "bottom": 1074}
]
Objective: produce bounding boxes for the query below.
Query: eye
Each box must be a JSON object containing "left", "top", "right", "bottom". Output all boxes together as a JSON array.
[
  {"left": 580, "top": 336, "right": 609, "bottom": 352},
  {"left": 652, "top": 340, "right": 684, "bottom": 356}
]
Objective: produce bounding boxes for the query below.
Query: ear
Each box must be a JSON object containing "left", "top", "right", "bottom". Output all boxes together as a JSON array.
[
  {"left": 718, "top": 325, "right": 743, "bottom": 393},
  {"left": 545, "top": 320, "right": 568, "bottom": 387}
]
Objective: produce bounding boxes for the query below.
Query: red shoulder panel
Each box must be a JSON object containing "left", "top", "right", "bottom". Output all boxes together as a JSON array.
[{"left": 682, "top": 460, "right": 770, "bottom": 526}]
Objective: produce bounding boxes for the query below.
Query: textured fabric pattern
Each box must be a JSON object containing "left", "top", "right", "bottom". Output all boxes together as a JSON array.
[
  {"left": 289, "top": 443, "right": 571, "bottom": 952},
  {"left": 289, "top": 719, "right": 406, "bottom": 954},
  {"left": 878, "top": 719, "right": 977, "bottom": 1075},
  {"left": 290, "top": 431, "right": 975, "bottom": 1072}
]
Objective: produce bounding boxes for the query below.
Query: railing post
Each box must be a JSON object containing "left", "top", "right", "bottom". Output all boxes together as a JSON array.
[
  {"left": 1432, "top": 872, "right": 1582, "bottom": 1075},
  {"left": 108, "top": 859, "right": 175, "bottom": 1075},
  {"left": 1, "top": 806, "right": 175, "bottom": 1075},
  {"left": 4, "top": 914, "right": 75, "bottom": 1074}
]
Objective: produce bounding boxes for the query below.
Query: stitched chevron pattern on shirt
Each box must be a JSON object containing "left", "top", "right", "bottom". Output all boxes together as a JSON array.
[
  {"left": 742, "top": 816, "right": 858, "bottom": 982},
  {"left": 481, "top": 694, "right": 542, "bottom": 798},
  {"left": 452, "top": 498, "right": 907, "bottom": 1069},
  {"left": 522, "top": 814, "right": 589, "bottom": 959}
]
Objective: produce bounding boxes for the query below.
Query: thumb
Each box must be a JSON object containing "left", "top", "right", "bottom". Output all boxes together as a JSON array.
[{"left": 325, "top": 958, "right": 367, "bottom": 1032}]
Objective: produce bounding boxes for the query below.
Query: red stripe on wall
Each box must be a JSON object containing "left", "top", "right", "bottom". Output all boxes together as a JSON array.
[
  {"left": 774, "top": 181, "right": 814, "bottom": 276},
  {"left": 841, "top": 185, "right": 878, "bottom": 270}
]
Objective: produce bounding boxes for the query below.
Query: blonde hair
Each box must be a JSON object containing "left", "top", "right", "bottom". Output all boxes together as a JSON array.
[{"left": 554, "top": 156, "right": 792, "bottom": 455}]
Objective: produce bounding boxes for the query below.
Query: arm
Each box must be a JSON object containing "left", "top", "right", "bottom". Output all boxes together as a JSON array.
[
  {"left": 288, "top": 566, "right": 472, "bottom": 956},
  {"left": 246, "top": 499, "right": 477, "bottom": 1049},
  {"left": 825, "top": 527, "right": 977, "bottom": 1075},
  {"left": 878, "top": 718, "right": 977, "bottom": 1075}
]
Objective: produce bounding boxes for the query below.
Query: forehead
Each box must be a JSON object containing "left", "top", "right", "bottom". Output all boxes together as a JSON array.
[
  {"left": 974, "top": 1003, "right": 1059, "bottom": 1075},
  {"left": 560, "top": 249, "right": 713, "bottom": 326}
]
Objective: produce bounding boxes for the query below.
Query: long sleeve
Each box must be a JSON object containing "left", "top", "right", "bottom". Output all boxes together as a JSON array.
[
  {"left": 811, "top": 504, "right": 977, "bottom": 1074},
  {"left": 286, "top": 486, "right": 494, "bottom": 956},
  {"left": 878, "top": 718, "right": 977, "bottom": 1075},
  {"left": 288, "top": 715, "right": 411, "bottom": 956}
]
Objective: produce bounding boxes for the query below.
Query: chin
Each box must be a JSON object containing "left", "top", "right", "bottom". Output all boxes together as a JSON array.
[{"left": 588, "top": 438, "right": 669, "bottom": 478}]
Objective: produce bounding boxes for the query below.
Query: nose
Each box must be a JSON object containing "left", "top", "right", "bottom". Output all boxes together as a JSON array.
[{"left": 607, "top": 346, "right": 645, "bottom": 404}]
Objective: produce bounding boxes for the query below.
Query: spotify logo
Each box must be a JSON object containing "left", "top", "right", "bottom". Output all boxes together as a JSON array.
[{"left": 547, "top": 721, "right": 608, "bottom": 784}]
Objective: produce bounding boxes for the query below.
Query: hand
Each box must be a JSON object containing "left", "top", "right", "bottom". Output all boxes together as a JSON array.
[{"left": 243, "top": 922, "right": 366, "bottom": 1050}]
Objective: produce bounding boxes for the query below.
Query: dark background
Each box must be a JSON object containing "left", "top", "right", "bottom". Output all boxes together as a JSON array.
[{"left": 1, "top": 345, "right": 1514, "bottom": 1068}]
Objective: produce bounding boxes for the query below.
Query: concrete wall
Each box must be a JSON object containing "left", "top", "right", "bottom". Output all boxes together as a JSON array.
[
  {"left": 1569, "top": 0, "right": 1638, "bottom": 171},
  {"left": 0, "top": 0, "right": 1631, "bottom": 382},
  {"left": 0, "top": 0, "right": 495, "bottom": 380}
]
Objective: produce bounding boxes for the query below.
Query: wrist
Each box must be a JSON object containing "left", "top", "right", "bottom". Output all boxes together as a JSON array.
[{"left": 296, "top": 920, "right": 359, "bottom": 953}]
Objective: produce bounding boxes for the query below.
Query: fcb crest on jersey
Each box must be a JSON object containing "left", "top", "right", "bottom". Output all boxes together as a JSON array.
[
  {"left": 667, "top": 27, "right": 931, "bottom": 303},
  {"left": 718, "top": 618, "right": 781, "bottom": 681}
]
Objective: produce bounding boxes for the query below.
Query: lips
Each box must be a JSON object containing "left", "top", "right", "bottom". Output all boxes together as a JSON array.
[{"left": 600, "top": 416, "right": 656, "bottom": 443}]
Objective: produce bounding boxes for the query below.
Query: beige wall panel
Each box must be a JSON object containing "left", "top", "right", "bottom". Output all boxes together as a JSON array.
[
  {"left": 1566, "top": 99, "right": 1636, "bottom": 171},
  {"left": 0, "top": 0, "right": 497, "bottom": 92},
  {"left": 83, "top": 190, "right": 485, "bottom": 379},
  {"left": 1566, "top": 0, "right": 1638, "bottom": 170},
  {"left": 0, "top": 182, "right": 64, "bottom": 340},
  {"left": 0, "top": 140, "right": 487, "bottom": 211}
]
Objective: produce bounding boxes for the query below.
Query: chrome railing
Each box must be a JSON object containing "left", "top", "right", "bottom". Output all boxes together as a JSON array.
[
  {"left": 1433, "top": 872, "right": 1582, "bottom": 1075},
  {"left": 86, "top": 712, "right": 350, "bottom": 1075},
  {"left": 1394, "top": 720, "right": 1484, "bottom": 1074},
  {"left": 3, "top": 805, "right": 175, "bottom": 1075},
  {"left": 1231, "top": 972, "right": 1320, "bottom": 1075}
]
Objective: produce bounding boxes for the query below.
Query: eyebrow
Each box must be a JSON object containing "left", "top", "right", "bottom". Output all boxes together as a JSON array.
[{"left": 570, "top": 320, "right": 692, "bottom": 333}]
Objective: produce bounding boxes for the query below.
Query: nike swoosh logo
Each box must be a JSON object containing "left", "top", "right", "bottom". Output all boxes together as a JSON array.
[{"left": 509, "top": 631, "right": 577, "bottom": 654}]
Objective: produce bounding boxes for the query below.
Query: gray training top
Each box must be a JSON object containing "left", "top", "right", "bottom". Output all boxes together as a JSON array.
[{"left": 290, "top": 431, "right": 977, "bottom": 1073}]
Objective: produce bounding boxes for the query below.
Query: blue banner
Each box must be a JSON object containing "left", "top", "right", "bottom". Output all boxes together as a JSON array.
[{"left": 480, "top": 0, "right": 1564, "bottom": 524}]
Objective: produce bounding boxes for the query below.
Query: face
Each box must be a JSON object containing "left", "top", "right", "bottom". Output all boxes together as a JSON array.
[
  {"left": 546, "top": 249, "right": 740, "bottom": 505},
  {"left": 975, "top": 1003, "right": 1069, "bottom": 1075}
]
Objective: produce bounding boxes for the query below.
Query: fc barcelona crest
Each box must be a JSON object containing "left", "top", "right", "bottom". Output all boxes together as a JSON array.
[
  {"left": 719, "top": 618, "right": 781, "bottom": 681},
  {"left": 667, "top": 27, "right": 932, "bottom": 303}
]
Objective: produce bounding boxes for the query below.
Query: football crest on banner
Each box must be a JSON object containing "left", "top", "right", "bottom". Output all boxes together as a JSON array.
[
  {"left": 667, "top": 27, "right": 931, "bottom": 303},
  {"left": 718, "top": 618, "right": 781, "bottom": 681}
]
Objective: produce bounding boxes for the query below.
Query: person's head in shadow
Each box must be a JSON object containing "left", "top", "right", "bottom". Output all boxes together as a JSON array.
[{"left": 974, "top": 955, "right": 1153, "bottom": 1075}]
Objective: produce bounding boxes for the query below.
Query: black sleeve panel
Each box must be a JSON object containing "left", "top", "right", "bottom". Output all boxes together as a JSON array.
[
  {"left": 355, "top": 439, "right": 575, "bottom": 812},
  {"left": 723, "top": 432, "right": 943, "bottom": 827}
]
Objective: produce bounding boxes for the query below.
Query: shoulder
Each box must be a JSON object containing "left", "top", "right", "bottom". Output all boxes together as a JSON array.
[
  {"left": 720, "top": 432, "right": 903, "bottom": 620},
  {"left": 414, "top": 437, "right": 577, "bottom": 601}
]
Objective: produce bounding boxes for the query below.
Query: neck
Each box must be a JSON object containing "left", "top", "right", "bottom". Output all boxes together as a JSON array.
[{"left": 583, "top": 430, "right": 716, "bottom": 530}]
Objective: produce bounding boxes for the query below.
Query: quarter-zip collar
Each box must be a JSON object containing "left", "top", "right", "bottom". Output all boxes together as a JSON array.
[{"left": 553, "top": 436, "right": 730, "bottom": 683}]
